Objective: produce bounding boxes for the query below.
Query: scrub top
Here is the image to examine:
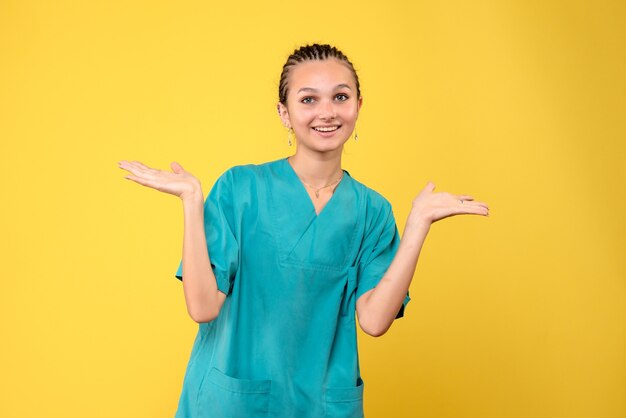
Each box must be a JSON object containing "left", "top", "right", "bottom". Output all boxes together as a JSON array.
[{"left": 173, "top": 157, "right": 410, "bottom": 418}]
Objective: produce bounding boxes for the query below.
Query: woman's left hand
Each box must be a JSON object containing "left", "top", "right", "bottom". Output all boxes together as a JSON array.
[{"left": 409, "top": 181, "right": 489, "bottom": 225}]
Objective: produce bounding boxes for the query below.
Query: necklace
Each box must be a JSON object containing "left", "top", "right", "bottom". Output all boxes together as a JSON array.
[{"left": 298, "top": 172, "right": 344, "bottom": 198}]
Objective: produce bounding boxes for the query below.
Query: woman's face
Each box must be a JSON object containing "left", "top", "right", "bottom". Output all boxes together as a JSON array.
[{"left": 278, "top": 59, "right": 362, "bottom": 155}]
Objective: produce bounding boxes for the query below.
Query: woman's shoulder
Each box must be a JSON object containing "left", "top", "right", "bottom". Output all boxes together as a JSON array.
[
  {"left": 215, "top": 159, "right": 282, "bottom": 184},
  {"left": 226, "top": 158, "right": 285, "bottom": 173},
  {"left": 345, "top": 172, "right": 394, "bottom": 213},
  {"left": 346, "top": 176, "right": 397, "bottom": 235}
]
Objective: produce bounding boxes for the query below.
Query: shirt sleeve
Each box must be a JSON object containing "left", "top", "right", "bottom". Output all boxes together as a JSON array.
[
  {"left": 355, "top": 200, "right": 411, "bottom": 319},
  {"left": 174, "top": 169, "right": 239, "bottom": 296}
]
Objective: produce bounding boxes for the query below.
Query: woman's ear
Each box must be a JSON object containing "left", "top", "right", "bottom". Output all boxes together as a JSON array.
[
  {"left": 357, "top": 95, "right": 363, "bottom": 115},
  {"left": 277, "top": 102, "right": 291, "bottom": 128}
]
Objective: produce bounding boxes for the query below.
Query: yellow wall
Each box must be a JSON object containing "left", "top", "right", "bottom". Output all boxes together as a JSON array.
[{"left": 1, "top": 1, "right": 624, "bottom": 417}]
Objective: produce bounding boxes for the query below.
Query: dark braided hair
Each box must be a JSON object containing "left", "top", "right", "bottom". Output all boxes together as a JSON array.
[{"left": 278, "top": 44, "right": 361, "bottom": 105}]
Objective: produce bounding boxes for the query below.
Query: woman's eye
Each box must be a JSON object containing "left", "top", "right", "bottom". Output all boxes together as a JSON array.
[
  {"left": 301, "top": 97, "right": 314, "bottom": 104},
  {"left": 336, "top": 94, "right": 349, "bottom": 101}
]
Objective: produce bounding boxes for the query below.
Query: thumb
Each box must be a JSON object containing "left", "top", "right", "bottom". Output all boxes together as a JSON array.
[
  {"left": 170, "top": 161, "right": 185, "bottom": 174},
  {"left": 425, "top": 181, "right": 436, "bottom": 192}
]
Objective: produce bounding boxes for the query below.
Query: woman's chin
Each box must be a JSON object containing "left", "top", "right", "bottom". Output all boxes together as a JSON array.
[{"left": 299, "top": 139, "right": 348, "bottom": 154}]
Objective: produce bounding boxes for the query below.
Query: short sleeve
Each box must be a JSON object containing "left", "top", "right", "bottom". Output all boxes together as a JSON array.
[
  {"left": 174, "top": 169, "right": 239, "bottom": 296},
  {"left": 355, "top": 201, "right": 411, "bottom": 319}
]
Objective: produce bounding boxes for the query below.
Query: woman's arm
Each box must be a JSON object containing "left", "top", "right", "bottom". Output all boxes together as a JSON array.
[
  {"left": 356, "top": 181, "right": 489, "bottom": 337},
  {"left": 180, "top": 191, "right": 227, "bottom": 323},
  {"left": 118, "top": 160, "right": 225, "bottom": 323}
]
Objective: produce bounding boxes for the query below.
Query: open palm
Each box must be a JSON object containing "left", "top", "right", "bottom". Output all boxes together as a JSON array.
[
  {"left": 412, "top": 181, "right": 490, "bottom": 223},
  {"left": 118, "top": 160, "right": 202, "bottom": 200}
]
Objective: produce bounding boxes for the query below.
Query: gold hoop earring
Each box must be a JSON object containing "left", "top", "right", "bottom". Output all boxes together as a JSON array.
[{"left": 287, "top": 127, "right": 294, "bottom": 146}]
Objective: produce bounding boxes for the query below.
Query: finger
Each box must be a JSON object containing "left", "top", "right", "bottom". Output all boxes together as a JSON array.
[
  {"left": 131, "top": 160, "right": 161, "bottom": 174},
  {"left": 119, "top": 162, "right": 158, "bottom": 179},
  {"left": 125, "top": 174, "right": 163, "bottom": 190},
  {"left": 125, "top": 161, "right": 145, "bottom": 169},
  {"left": 460, "top": 200, "right": 489, "bottom": 210},
  {"left": 122, "top": 160, "right": 152, "bottom": 173},
  {"left": 124, "top": 174, "right": 151, "bottom": 186},
  {"left": 425, "top": 181, "right": 436, "bottom": 192},
  {"left": 120, "top": 165, "right": 163, "bottom": 184},
  {"left": 170, "top": 161, "right": 185, "bottom": 174},
  {"left": 118, "top": 163, "right": 145, "bottom": 177},
  {"left": 121, "top": 161, "right": 150, "bottom": 174},
  {"left": 131, "top": 160, "right": 151, "bottom": 169},
  {"left": 465, "top": 200, "right": 489, "bottom": 209},
  {"left": 457, "top": 205, "right": 489, "bottom": 216}
]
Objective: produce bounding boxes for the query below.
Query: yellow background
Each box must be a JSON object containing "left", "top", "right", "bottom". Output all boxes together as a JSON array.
[{"left": 1, "top": 1, "right": 624, "bottom": 417}]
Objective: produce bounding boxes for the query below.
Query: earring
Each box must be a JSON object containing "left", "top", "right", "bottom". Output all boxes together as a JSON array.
[
  {"left": 354, "top": 128, "right": 358, "bottom": 142},
  {"left": 287, "top": 127, "right": 294, "bottom": 146}
]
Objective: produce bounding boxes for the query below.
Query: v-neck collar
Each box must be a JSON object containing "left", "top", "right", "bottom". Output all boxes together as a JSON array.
[
  {"left": 281, "top": 157, "right": 350, "bottom": 218},
  {"left": 267, "top": 158, "right": 360, "bottom": 271}
]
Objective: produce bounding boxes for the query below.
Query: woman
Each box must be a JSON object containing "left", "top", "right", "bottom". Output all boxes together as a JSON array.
[{"left": 118, "top": 44, "right": 489, "bottom": 417}]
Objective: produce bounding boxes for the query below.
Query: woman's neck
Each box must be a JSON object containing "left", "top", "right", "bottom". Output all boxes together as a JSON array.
[{"left": 288, "top": 150, "right": 343, "bottom": 188}]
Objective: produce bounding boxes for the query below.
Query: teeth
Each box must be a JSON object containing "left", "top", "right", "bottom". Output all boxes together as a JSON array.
[{"left": 314, "top": 126, "right": 339, "bottom": 132}]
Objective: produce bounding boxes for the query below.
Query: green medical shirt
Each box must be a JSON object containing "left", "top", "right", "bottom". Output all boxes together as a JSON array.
[{"left": 173, "top": 158, "right": 410, "bottom": 418}]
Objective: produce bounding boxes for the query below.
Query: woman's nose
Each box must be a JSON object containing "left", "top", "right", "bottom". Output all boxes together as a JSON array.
[{"left": 318, "top": 100, "right": 337, "bottom": 119}]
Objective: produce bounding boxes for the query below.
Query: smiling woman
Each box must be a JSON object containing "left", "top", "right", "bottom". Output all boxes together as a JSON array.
[
  {"left": 118, "top": 43, "right": 489, "bottom": 418},
  {"left": 278, "top": 59, "right": 362, "bottom": 159},
  {"left": 277, "top": 46, "right": 362, "bottom": 162}
]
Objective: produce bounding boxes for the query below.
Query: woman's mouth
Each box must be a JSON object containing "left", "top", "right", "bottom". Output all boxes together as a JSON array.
[{"left": 312, "top": 125, "right": 340, "bottom": 133}]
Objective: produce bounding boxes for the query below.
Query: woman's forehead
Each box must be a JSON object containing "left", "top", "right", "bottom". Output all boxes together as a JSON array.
[{"left": 288, "top": 59, "right": 356, "bottom": 91}]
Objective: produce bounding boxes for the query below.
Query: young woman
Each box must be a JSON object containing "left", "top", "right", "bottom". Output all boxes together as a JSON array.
[{"left": 118, "top": 44, "right": 489, "bottom": 418}]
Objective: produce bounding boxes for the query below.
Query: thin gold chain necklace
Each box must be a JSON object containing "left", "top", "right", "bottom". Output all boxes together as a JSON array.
[{"left": 298, "top": 172, "right": 344, "bottom": 198}]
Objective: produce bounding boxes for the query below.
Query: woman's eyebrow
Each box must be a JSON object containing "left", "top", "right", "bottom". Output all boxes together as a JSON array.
[
  {"left": 334, "top": 84, "right": 352, "bottom": 91},
  {"left": 297, "top": 84, "right": 353, "bottom": 94}
]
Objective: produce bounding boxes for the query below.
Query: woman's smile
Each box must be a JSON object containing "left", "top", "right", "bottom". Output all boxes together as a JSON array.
[{"left": 312, "top": 125, "right": 342, "bottom": 137}]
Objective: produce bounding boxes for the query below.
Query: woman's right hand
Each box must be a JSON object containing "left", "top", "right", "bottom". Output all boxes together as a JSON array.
[{"left": 118, "top": 160, "right": 202, "bottom": 201}]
